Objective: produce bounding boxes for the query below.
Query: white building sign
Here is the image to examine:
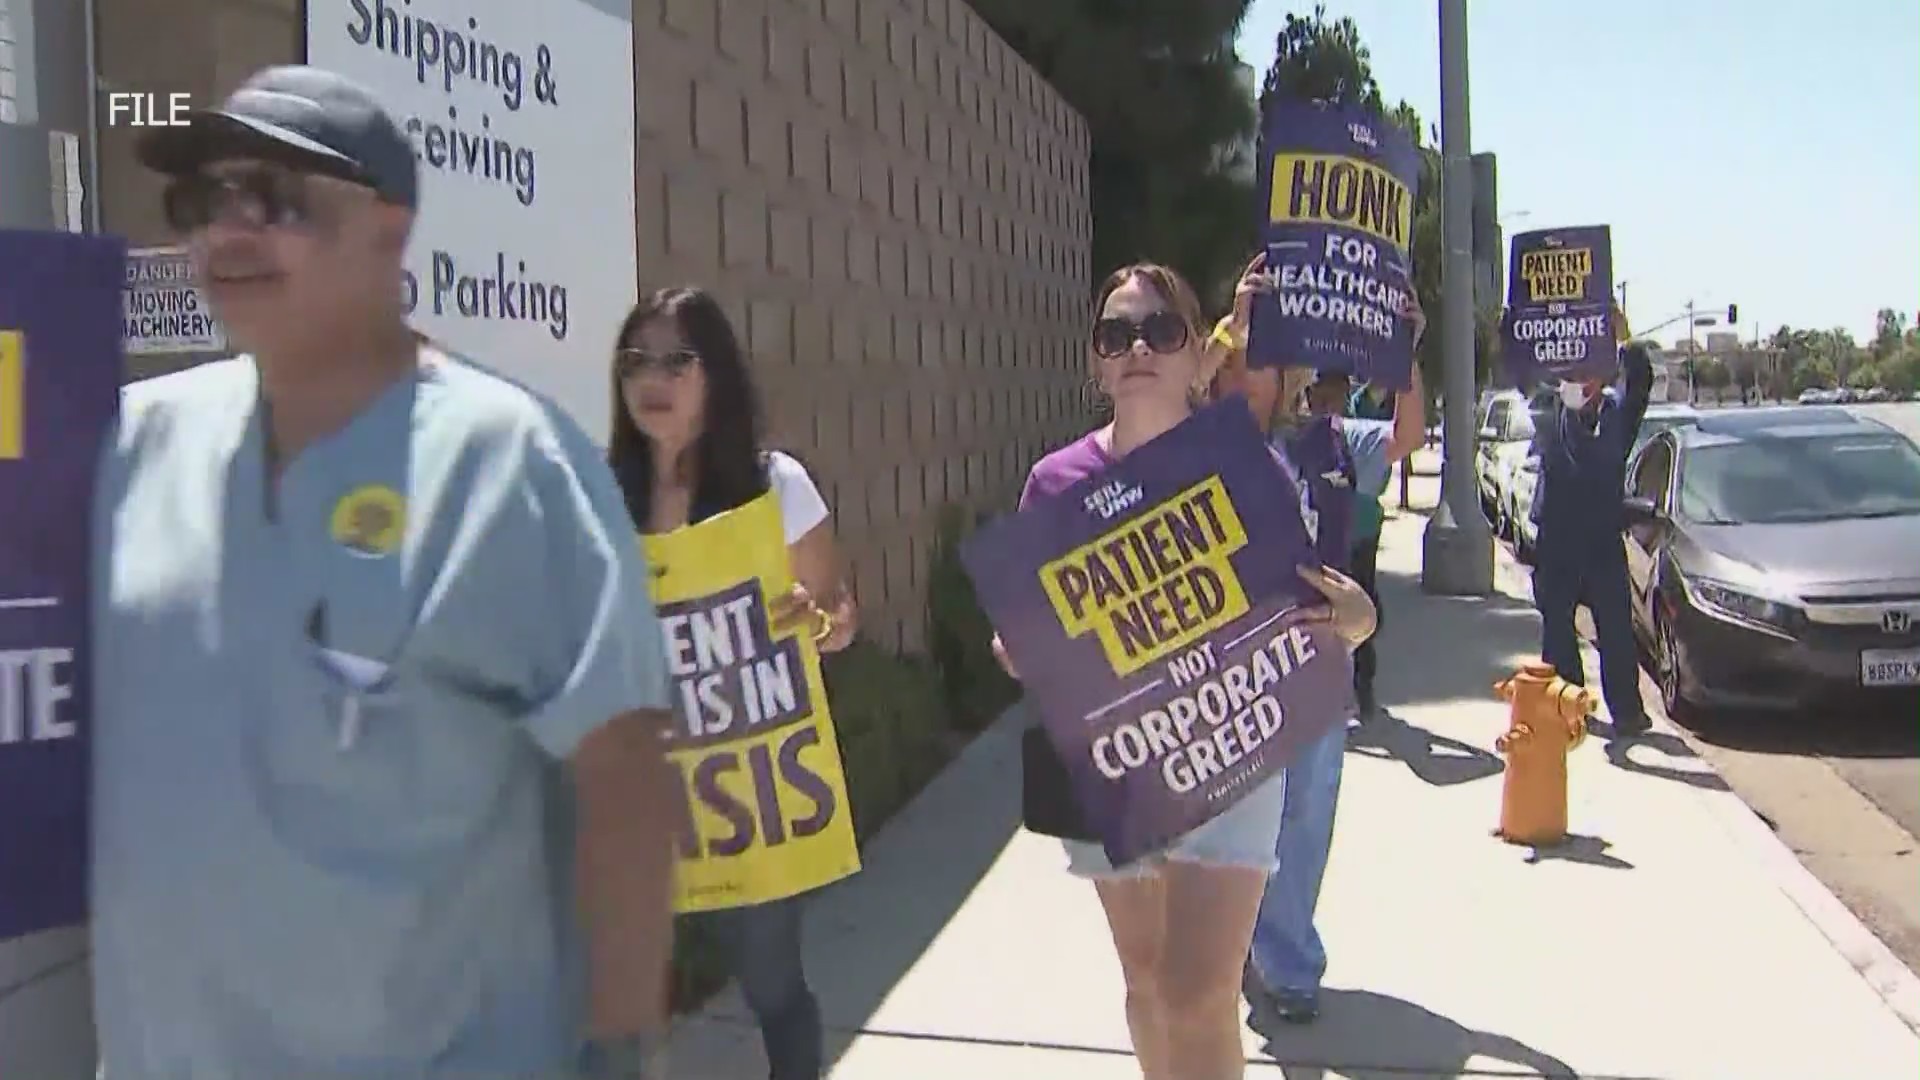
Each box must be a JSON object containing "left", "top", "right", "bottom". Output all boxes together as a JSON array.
[
  {"left": 0, "top": 0, "right": 37, "bottom": 126},
  {"left": 306, "top": 0, "right": 637, "bottom": 442},
  {"left": 123, "top": 247, "right": 225, "bottom": 355}
]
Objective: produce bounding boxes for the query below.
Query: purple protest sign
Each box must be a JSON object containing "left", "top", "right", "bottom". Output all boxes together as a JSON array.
[
  {"left": 1248, "top": 97, "right": 1423, "bottom": 389},
  {"left": 1501, "top": 225, "right": 1618, "bottom": 387},
  {"left": 0, "top": 230, "right": 125, "bottom": 943},
  {"left": 962, "top": 402, "right": 1357, "bottom": 866}
]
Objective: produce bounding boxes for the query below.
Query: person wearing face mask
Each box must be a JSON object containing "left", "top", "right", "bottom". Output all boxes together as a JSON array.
[
  {"left": 1527, "top": 341, "right": 1656, "bottom": 737},
  {"left": 995, "top": 262, "right": 1375, "bottom": 1080},
  {"left": 1209, "top": 257, "right": 1424, "bottom": 1025}
]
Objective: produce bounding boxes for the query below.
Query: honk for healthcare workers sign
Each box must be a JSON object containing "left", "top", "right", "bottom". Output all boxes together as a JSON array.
[
  {"left": 1248, "top": 97, "right": 1423, "bottom": 389},
  {"left": 0, "top": 230, "right": 123, "bottom": 942},
  {"left": 961, "top": 403, "right": 1356, "bottom": 866},
  {"left": 644, "top": 493, "right": 861, "bottom": 913},
  {"left": 1500, "top": 225, "right": 1618, "bottom": 387}
]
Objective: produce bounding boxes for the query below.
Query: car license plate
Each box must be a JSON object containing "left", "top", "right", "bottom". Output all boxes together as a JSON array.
[{"left": 1861, "top": 648, "right": 1920, "bottom": 687}]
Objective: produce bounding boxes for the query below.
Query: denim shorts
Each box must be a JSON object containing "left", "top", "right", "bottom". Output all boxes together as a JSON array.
[{"left": 1062, "top": 768, "right": 1288, "bottom": 880}]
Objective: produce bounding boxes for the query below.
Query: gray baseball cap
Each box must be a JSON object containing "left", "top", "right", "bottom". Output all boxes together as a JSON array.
[{"left": 136, "top": 65, "right": 417, "bottom": 208}]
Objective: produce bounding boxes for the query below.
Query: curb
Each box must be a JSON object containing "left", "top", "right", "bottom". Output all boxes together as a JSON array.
[
  {"left": 1486, "top": 535, "right": 1920, "bottom": 1036},
  {"left": 1689, "top": 745, "right": 1920, "bottom": 1033}
]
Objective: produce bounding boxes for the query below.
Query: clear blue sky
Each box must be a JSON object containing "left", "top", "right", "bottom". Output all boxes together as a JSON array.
[{"left": 1237, "top": 1, "right": 1919, "bottom": 347}]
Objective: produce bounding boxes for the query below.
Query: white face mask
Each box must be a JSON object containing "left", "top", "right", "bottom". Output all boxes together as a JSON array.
[{"left": 1558, "top": 382, "right": 1590, "bottom": 410}]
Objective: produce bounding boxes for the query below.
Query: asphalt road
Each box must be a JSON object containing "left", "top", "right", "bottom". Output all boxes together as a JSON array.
[
  {"left": 1679, "top": 401, "right": 1920, "bottom": 969},
  {"left": 1496, "top": 401, "right": 1920, "bottom": 970},
  {"left": 1854, "top": 400, "right": 1920, "bottom": 443}
]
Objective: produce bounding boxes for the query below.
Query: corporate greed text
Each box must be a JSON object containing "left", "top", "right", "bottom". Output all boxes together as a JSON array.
[{"left": 1509, "top": 246, "right": 1608, "bottom": 366}]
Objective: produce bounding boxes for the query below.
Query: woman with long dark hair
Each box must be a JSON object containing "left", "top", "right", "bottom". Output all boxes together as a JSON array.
[
  {"left": 606, "top": 286, "right": 856, "bottom": 1080},
  {"left": 994, "top": 263, "right": 1375, "bottom": 1079}
]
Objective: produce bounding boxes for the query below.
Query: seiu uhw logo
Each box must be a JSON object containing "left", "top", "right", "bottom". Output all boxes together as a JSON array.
[
  {"left": 1083, "top": 479, "right": 1144, "bottom": 520},
  {"left": 1347, "top": 122, "right": 1377, "bottom": 149}
]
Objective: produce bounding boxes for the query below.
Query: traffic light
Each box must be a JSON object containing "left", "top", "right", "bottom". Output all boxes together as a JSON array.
[{"left": 1727, "top": 304, "right": 1738, "bottom": 325}]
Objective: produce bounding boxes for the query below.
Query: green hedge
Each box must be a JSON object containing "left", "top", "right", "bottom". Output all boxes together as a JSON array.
[
  {"left": 924, "top": 503, "right": 1021, "bottom": 732},
  {"left": 669, "top": 501, "right": 1008, "bottom": 1012}
]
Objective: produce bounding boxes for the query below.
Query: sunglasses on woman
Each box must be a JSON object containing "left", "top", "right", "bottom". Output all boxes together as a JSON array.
[
  {"left": 160, "top": 168, "right": 316, "bottom": 233},
  {"left": 616, "top": 347, "right": 701, "bottom": 379},
  {"left": 1091, "top": 311, "right": 1189, "bottom": 359}
]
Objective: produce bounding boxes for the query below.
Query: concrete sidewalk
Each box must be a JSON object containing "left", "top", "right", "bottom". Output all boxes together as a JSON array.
[{"left": 667, "top": 471, "right": 1920, "bottom": 1078}]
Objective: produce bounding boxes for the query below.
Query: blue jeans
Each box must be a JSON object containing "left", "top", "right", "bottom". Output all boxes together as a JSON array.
[
  {"left": 1248, "top": 721, "right": 1347, "bottom": 996},
  {"left": 698, "top": 896, "right": 822, "bottom": 1080}
]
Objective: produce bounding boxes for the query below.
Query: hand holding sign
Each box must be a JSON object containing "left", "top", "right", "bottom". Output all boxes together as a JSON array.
[
  {"left": 1294, "top": 565, "right": 1377, "bottom": 647},
  {"left": 1230, "top": 252, "right": 1271, "bottom": 332},
  {"left": 1392, "top": 267, "right": 1428, "bottom": 350},
  {"left": 990, "top": 633, "right": 1018, "bottom": 680},
  {"left": 767, "top": 583, "right": 853, "bottom": 654}
]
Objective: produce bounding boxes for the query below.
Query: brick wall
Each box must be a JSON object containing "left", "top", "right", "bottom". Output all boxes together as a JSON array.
[
  {"left": 632, "top": 0, "right": 1094, "bottom": 649},
  {"left": 92, "top": 0, "right": 1097, "bottom": 651}
]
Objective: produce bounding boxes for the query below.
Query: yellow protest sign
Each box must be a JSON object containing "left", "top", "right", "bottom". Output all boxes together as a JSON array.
[{"left": 643, "top": 491, "right": 860, "bottom": 913}]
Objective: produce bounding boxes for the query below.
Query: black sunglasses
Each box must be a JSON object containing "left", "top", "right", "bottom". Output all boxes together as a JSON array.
[
  {"left": 616, "top": 347, "right": 701, "bottom": 379},
  {"left": 161, "top": 168, "right": 314, "bottom": 233},
  {"left": 1092, "top": 312, "right": 1189, "bottom": 359}
]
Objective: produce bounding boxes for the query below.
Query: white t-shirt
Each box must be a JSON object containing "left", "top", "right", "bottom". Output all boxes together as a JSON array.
[{"left": 766, "top": 450, "right": 829, "bottom": 544}]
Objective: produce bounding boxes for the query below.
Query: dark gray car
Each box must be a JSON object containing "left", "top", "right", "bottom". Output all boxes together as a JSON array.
[{"left": 1621, "top": 413, "right": 1920, "bottom": 717}]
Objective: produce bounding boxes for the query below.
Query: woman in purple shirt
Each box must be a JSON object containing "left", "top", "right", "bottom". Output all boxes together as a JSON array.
[{"left": 992, "top": 263, "right": 1375, "bottom": 1079}]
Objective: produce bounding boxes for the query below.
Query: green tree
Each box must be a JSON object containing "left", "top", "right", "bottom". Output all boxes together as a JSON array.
[
  {"left": 969, "top": 0, "right": 1259, "bottom": 303},
  {"left": 1872, "top": 308, "right": 1908, "bottom": 362},
  {"left": 1696, "top": 356, "right": 1733, "bottom": 392},
  {"left": 1766, "top": 321, "right": 1915, "bottom": 393},
  {"left": 1761, "top": 355, "right": 1794, "bottom": 401},
  {"left": 1260, "top": 5, "right": 1386, "bottom": 116},
  {"left": 1788, "top": 353, "right": 1836, "bottom": 395},
  {"left": 1883, "top": 347, "right": 1920, "bottom": 395}
]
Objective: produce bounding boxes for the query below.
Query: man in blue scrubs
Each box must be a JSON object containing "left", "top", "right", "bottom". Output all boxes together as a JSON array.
[
  {"left": 1529, "top": 343, "right": 1655, "bottom": 737},
  {"left": 95, "top": 66, "right": 676, "bottom": 1078}
]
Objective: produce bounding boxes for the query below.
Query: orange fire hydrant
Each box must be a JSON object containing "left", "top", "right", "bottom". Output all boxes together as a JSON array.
[{"left": 1492, "top": 661, "right": 1597, "bottom": 846}]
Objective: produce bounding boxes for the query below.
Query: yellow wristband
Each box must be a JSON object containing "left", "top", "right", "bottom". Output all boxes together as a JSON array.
[{"left": 1209, "top": 322, "right": 1246, "bottom": 351}]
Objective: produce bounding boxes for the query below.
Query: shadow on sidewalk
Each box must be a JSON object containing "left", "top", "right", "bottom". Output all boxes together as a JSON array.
[
  {"left": 818, "top": 719, "right": 1025, "bottom": 1066},
  {"left": 1589, "top": 720, "right": 1733, "bottom": 792},
  {"left": 1347, "top": 708, "right": 1503, "bottom": 787},
  {"left": 1372, "top": 563, "right": 1542, "bottom": 713},
  {"left": 1253, "top": 988, "right": 1578, "bottom": 1078},
  {"left": 1519, "top": 832, "right": 1634, "bottom": 870},
  {"left": 673, "top": 713, "right": 1026, "bottom": 1073}
]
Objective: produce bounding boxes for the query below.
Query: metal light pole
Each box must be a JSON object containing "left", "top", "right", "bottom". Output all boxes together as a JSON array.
[
  {"left": 1420, "top": 0, "right": 1493, "bottom": 595},
  {"left": 1685, "top": 300, "right": 1696, "bottom": 403}
]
